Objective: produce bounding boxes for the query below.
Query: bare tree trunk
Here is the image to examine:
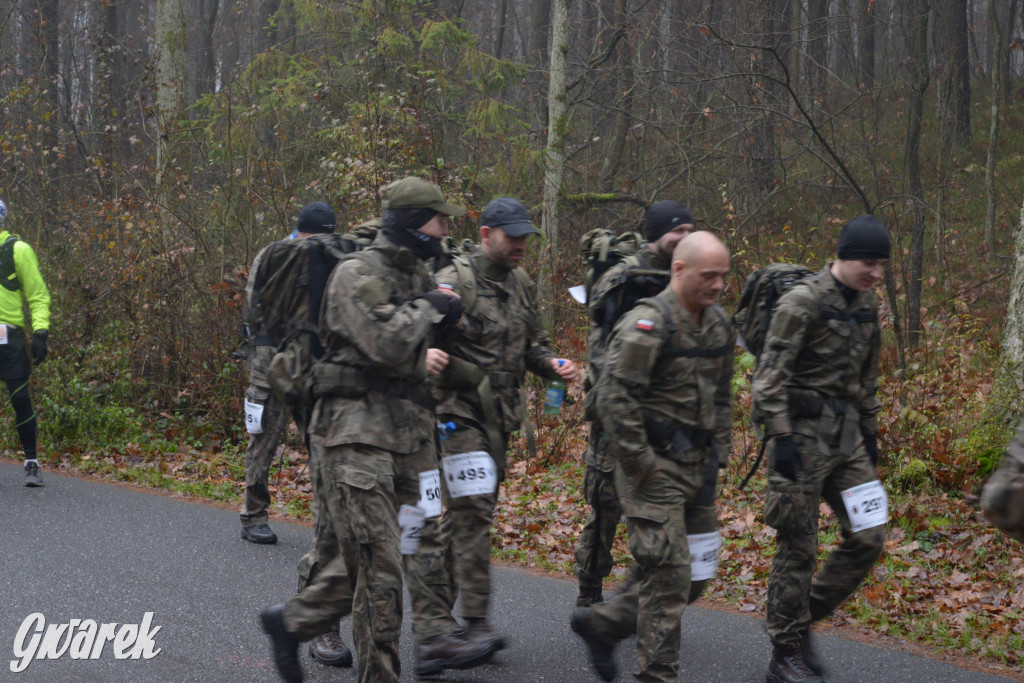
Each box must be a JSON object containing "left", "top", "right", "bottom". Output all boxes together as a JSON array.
[
  {"left": 38, "top": 0, "right": 60, "bottom": 172},
  {"left": 597, "top": 0, "right": 633, "bottom": 193},
  {"left": 531, "top": 0, "right": 552, "bottom": 132},
  {"left": 985, "top": 0, "right": 1003, "bottom": 257},
  {"left": 906, "top": 0, "right": 929, "bottom": 348},
  {"left": 540, "top": 0, "right": 571, "bottom": 315},
  {"left": 155, "top": 0, "right": 189, "bottom": 237},
  {"left": 806, "top": 0, "right": 829, "bottom": 96},
  {"left": 858, "top": 0, "right": 876, "bottom": 89},
  {"left": 935, "top": 0, "right": 972, "bottom": 146},
  {"left": 494, "top": 0, "right": 509, "bottom": 58},
  {"left": 987, "top": 195, "right": 1024, "bottom": 425}
]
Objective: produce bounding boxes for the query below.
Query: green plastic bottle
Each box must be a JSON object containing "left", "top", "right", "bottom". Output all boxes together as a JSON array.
[{"left": 544, "top": 360, "right": 567, "bottom": 415}]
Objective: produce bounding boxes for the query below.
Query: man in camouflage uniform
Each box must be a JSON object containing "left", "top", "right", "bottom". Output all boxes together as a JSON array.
[
  {"left": 571, "top": 231, "right": 734, "bottom": 682},
  {"left": 575, "top": 200, "right": 696, "bottom": 606},
  {"left": 241, "top": 201, "right": 337, "bottom": 546},
  {"left": 981, "top": 422, "right": 1024, "bottom": 543},
  {"left": 429, "top": 197, "right": 579, "bottom": 652},
  {"left": 752, "top": 215, "right": 890, "bottom": 683},
  {"left": 260, "top": 179, "right": 493, "bottom": 683}
]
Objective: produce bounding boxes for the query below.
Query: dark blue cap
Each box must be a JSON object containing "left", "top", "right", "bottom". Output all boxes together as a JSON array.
[{"left": 479, "top": 197, "right": 540, "bottom": 237}]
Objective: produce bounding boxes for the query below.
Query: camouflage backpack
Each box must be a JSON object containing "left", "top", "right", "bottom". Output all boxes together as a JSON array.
[
  {"left": 732, "top": 263, "right": 814, "bottom": 363},
  {"left": 257, "top": 225, "right": 378, "bottom": 405},
  {"left": 579, "top": 229, "right": 645, "bottom": 304},
  {"left": 980, "top": 425, "right": 1024, "bottom": 543}
]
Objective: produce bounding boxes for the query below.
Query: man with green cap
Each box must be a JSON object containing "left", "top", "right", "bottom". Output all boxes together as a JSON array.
[
  {"left": 428, "top": 196, "right": 578, "bottom": 654},
  {"left": 752, "top": 215, "right": 890, "bottom": 683},
  {"left": 259, "top": 178, "right": 493, "bottom": 683}
]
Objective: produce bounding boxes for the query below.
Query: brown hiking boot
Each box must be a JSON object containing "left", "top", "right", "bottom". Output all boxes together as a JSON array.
[
  {"left": 465, "top": 618, "right": 507, "bottom": 654},
  {"left": 766, "top": 642, "right": 822, "bottom": 683},
  {"left": 308, "top": 630, "right": 353, "bottom": 668},
  {"left": 414, "top": 633, "right": 493, "bottom": 677}
]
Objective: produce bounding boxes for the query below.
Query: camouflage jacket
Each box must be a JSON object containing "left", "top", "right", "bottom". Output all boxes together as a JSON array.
[
  {"left": 311, "top": 233, "right": 444, "bottom": 453},
  {"left": 244, "top": 243, "right": 274, "bottom": 387},
  {"left": 751, "top": 264, "right": 881, "bottom": 438},
  {"left": 595, "top": 288, "right": 735, "bottom": 475},
  {"left": 585, "top": 246, "right": 671, "bottom": 390},
  {"left": 434, "top": 247, "right": 558, "bottom": 431}
]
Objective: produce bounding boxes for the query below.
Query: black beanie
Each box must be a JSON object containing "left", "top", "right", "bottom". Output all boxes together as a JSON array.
[
  {"left": 645, "top": 200, "right": 694, "bottom": 243},
  {"left": 297, "top": 201, "right": 336, "bottom": 234},
  {"left": 837, "top": 214, "right": 891, "bottom": 260}
]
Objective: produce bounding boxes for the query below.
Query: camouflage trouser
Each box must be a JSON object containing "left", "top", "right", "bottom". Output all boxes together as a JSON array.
[
  {"left": 240, "top": 384, "right": 292, "bottom": 527},
  {"left": 764, "top": 422, "right": 886, "bottom": 646},
  {"left": 588, "top": 449, "right": 718, "bottom": 683},
  {"left": 428, "top": 420, "right": 505, "bottom": 621},
  {"left": 283, "top": 438, "right": 450, "bottom": 683},
  {"left": 295, "top": 432, "right": 345, "bottom": 596},
  {"left": 574, "top": 426, "right": 621, "bottom": 591}
]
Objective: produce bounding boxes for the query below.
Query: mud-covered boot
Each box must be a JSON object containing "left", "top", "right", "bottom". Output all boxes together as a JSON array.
[
  {"left": 570, "top": 607, "right": 616, "bottom": 681},
  {"left": 799, "top": 629, "right": 823, "bottom": 676},
  {"left": 575, "top": 586, "right": 604, "bottom": 607},
  {"left": 259, "top": 604, "right": 303, "bottom": 683},
  {"left": 308, "top": 630, "right": 353, "bottom": 668},
  {"left": 464, "top": 617, "right": 507, "bottom": 654}
]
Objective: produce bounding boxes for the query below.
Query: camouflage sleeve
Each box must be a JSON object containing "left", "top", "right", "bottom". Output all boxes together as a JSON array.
[
  {"left": 523, "top": 277, "right": 559, "bottom": 380},
  {"left": 433, "top": 263, "right": 462, "bottom": 295},
  {"left": 594, "top": 304, "right": 666, "bottom": 476},
  {"left": 751, "top": 286, "right": 814, "bottom": 437},
  {"left": 858, "top": 316, "right": 882, "bottom": 435},
  {"left": 323, "top": 258, "right": 443, "bottom": 369},
  {"left": 715, "top": 314, "right": 737, "bottom": 466},
  {"left": 243, "top": 246, "right": 269, "bottom": 331}
]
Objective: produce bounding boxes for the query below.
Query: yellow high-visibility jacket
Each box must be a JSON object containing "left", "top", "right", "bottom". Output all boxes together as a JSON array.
[{"left": 0, "top": 231, "right": 50, "bottom": 332}]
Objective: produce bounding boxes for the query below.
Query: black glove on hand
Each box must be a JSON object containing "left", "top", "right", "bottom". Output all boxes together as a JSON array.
[
  {"left": 419, "top": 291, "right": 464, "bottom": 328},
  {"left": 30, "top": 330, "right": 48, "bottom": 365},
  {"left": 771, "top": 434, "right": 801, "bottom": 482},
  {"left": 863, "top": 432, "right": 879, "bottom": 467}
]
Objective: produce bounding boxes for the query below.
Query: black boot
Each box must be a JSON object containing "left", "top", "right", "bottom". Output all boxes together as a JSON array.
[
  {"left": 570, "top": 607, "right": 616, "bottom": 681},
  {"left": 241, "top": 524, "right": 278, "bottom": 544},
  {"left": 308, "top": 630, "right": 353, "bottom": 668},
  {"left": 766, "top": 642, "right": 821, "bottom": 683},
  {"left": 414, "top": 633, "right": 494, "bottom": 677},
  {"left": 464, "top": 617, "right": 507, "bottom": 654},
  {"left": 259, "top": 604, "right": 303, "bottom": 683},
  {"left": 575, "top": 586, "right": 604, "bottom": 607},
  {"left": 799, "top": 629, "right": 823, "bottom": 676}
]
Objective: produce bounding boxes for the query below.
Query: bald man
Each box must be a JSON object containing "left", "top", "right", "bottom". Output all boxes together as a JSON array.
[{"left": 570, "top": 232, "right": 735, "bottom": 683}]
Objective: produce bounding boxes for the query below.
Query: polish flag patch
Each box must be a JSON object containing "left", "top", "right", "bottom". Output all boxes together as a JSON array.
[{"left": 636, "top": 319, "right": 655, "bottom": 331}]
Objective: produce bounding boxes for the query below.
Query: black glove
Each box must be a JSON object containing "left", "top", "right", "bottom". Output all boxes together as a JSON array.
[
  {"left": 771, "top": 434, "right": 801, "bottom": 482},
  {"left": 30, "top": 330, "right": 48, "bottom": 365},
  {"left": 419, "top": 291, "right": 464, "bottom": 328},
  {"left": 863, "top": 432, "right": 879, "bottom": 467}
]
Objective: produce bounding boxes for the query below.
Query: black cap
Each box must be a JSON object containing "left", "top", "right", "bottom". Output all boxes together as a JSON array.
[
  {"left": 297, "top": 201, "right": 336, "bottom": 234},
  {"left": 837, "top": 214, "right": 891, "bottom": 260},
  {"left": 645, "top": 200, "right": 694, "bottom": 243},
  {"left": 479, "top": 197, "right": 539, "bottom": 237}
]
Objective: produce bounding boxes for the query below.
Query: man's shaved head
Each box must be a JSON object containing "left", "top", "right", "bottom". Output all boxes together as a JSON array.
[
  {"left": 672, "top": 230, "right": 729, "bottom": 267},
  {"left": 670, "top": 231, "right": 730, "bottom": 319}
]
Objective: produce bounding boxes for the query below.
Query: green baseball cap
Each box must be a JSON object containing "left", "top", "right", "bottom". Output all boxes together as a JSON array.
[{"left": 382, "top": 177, "right": 467, "bottom": 217}]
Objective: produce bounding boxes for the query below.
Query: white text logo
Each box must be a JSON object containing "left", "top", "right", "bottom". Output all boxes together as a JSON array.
[{"left": 10, "top": 612, "right": 162, "bottom": 673}]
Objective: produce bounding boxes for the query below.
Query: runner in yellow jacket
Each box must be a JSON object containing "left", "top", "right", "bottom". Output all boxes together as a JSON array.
[{"left": 0, "top": 198, "right": 51, "bottom": 486}]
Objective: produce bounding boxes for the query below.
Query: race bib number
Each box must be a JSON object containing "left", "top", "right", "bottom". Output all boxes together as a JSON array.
[
  {"left": 244, "top": 399, "right": 264, "bottom": 434},
  {"left": 442, "top": 451, "right": 498, "bottom": 498},
  {"left": 0, "top": 326, "right": 7, "bottom": 345},
  {"left": 841, "top": 480, "right": 888, "bottom": 532},
  {"left": 418, "top": 469, "right": 442, "bottom": 518},
  {"left": 688, "top": 531, "right": 722, "bottom": 581},
  {"left": 399, "top": 504, "right": 426, "bottom": 555}
]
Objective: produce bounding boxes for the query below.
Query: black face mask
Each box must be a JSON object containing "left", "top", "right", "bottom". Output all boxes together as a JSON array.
[{"left": 382, "top": 208, "right": 441, "bottom": 261}]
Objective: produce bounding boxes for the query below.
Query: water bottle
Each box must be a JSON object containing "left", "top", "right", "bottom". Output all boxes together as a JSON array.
[
  {"left": 544, "top": 360, "right": 567, "bottom": 415},
  {"left": 437, "top": 421, "right": 457, "bottom": 441}
]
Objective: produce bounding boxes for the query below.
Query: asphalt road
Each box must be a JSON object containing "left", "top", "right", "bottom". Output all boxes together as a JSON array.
[{"left": 0, "top": 462, "right": 1016, "bottom": 682}]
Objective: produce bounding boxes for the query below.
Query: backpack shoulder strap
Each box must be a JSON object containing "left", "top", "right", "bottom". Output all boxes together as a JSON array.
[
  {"left": 649, "top": 296, "right": 733, "bottom": 360},
  {"left": 450, "top": 255, "right": 478, "bottom": 312},
  {"left": 0, "top": 235, "right": 21, "bottom": 292}
]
